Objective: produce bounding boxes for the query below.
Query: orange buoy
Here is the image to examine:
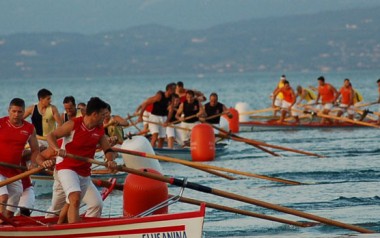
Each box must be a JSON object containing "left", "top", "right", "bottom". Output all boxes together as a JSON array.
[
  {"left": 223, "top": 107, "right": 239, "bottom": 133},
  {"left": 191, "top": 123, "right": 215, "bottom": 161},
  {"left": 123, "top": 168, "right": 168, "bottom": 217}
]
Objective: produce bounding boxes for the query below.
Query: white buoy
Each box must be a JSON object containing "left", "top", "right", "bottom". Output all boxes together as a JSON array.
[
  {"left": 235, "top": 102, "right": 251, "bottom": 122},
  {"left": 121, "top": 136, "right": 163, "bottom": 173},
  {"left": 219, "top": 116, "right": 230, "bottom": 131}
]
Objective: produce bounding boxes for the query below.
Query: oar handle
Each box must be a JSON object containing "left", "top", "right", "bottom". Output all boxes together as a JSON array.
[{"left": 0, "top": 167, "right": 44, "bottom": 187}]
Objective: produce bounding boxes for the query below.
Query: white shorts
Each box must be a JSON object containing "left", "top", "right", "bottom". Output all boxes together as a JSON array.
[
  {"left": 18, "top": 186, "right": 35, "bottom": 209},
  {"left": 317, "top": 103, "right": 334, "bottom": 111},
  {"left": 0, "top": 174, "right": 23, "bottom": 213},
  {"left": 46, "top": 170, "right": 102, "bottom": 218},
  {"left": 143, "top": 111, "right": 150, "bottom": 126},
  {"left": 177, "top": 122, "right": 199, "bottom": 145},
  {"left": 57, "top": 169, "right": 90, "bottom": 204},
  {"left": 338, "top": 104, "right": 354, "bottom": 115},
  {"left": 166, "top": 126, "right": 177, "bottom": 138},
  {"left": 274, "top": 97, "right": 282, "bottom": 107},
  {"left": 280, "top": 100, "right": 292, "bottom": 110},
  {"left": 148, "top": 114, "right": 167, "bottom": 138}
]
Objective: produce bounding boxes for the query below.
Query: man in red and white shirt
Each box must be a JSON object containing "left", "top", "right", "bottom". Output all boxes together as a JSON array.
[
  {"left": 0, "top": 98, "right": 39, "bottom": 222},
  {"left": 37, "top": 97, "right": 117, "bottom": 224}
]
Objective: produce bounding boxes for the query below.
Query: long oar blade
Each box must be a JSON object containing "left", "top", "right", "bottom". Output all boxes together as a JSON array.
[
  {"left": 111, "top": 148, "right": 303, "bottom": 185},
  {"left": 66, "top": 153, "right": 374, "bottom": 234}
]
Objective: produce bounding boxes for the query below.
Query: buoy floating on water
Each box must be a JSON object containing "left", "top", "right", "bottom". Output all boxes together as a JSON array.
[
  {"left": 235, "top": 102, "right": 251, "bottom": 122},
  {"left": 223, "top": 107, "right": 239, "bottom": 133},
  {"left": 121, "top": 135, "right": 163, "bottom": 173},
  {"left": 191, "top": 123, "right": 215, "bottom": 161},
  {"left": 123, "top": 168, "right": 168, "bottom": 217}
]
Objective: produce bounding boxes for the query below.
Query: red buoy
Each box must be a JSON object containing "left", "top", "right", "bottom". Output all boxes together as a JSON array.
[
  {"left": 123, "top": 168, "right": 168, "bottom": 217},
  {"left": 191, "top": 123, "right": 215, "bottom": 161},
  {"left": 223, "top": 108, "right": 239, "bottom": 133}
]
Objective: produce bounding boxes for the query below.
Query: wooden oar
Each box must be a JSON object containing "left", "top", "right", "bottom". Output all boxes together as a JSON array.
[
  {"left": 86, "top": 178, "right": 316, "bottom": 228},
  {"left": 170, "top": 114, "right": 199, "bottom": 125},
  {"left": 127, "top": 113, "right": 142, "bottom": 132},
  {"left": 0, "top": 167, "right": 44, "bottom": 188},
  {"left": 212, "top": 125, "right": 325, "bottom": 158},
  {"left": 178, "top": 196, "right": 317, "bottom": 228},
  {"left": 64, "top": 153, "right": 375, "bottom": 234},
  {"left": 295, "top": 109, "right": 380, "bottom": 129},
  {"left": 239, "top": 107, "right": 278, "bottom": 116},
  {"left": 110, "top": 148, "right": 303, "bottom": 185},
  {"left": 354, "top": 101, "right": 378, "bottom": 108}
]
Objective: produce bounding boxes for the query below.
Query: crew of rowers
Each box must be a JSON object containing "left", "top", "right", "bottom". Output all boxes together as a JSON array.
[
  {"left": 1, "top": 93, "right": 123, "bottom": 224},
  {"left": 270, "top": 75, "right": 378, "bottom": 124},
  {"left": 136, "top": 81, "right": 232, "bottom": 149}
]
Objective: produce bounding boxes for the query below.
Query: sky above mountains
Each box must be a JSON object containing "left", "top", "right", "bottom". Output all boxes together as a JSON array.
[{"left": 1, "top": 0, "right": 380, "bottom": 35}]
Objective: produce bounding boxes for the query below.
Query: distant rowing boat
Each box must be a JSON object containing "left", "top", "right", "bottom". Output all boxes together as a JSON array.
[{"left": 239, "top": 120, "right": 377, "bottom": 132}]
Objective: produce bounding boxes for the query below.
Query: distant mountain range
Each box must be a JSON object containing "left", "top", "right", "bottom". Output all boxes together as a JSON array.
[{"left": 1, "top": 6, "right": 379, "bottom": 79}]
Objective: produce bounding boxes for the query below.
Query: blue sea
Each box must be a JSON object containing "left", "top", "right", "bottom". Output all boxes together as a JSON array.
[{"left": 1, "top": 70, "right": 380, "bottom": 237}]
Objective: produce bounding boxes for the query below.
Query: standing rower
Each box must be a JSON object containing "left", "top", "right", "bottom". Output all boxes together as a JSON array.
[{"left": 315, "top": 76, "right": 338, "bottom": 124}]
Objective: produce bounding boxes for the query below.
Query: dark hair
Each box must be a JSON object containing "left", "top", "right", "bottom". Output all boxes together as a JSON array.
[
  {"left": 86, "top": 97, "right": 109, "bottom": 116},
  {"left": 377, "top": 79, "right": 380, "bottom": 83},
  {"left": 9, "top": 98, "right": 25, "bottom": 108},
  {"left": 210, "top": 92, "right": 218, "bottom": 99},
  {"left": 186, "top": 90, "right": 195, "bottom": 97},
  {"left": 166, "top": 83, "right": 175, "bottom": 91},
  {"left": 172, "top": 93, "right": 179, "bottom": 99},
  {"left": 283, "top": 80, "right": 289, "bottom": 85},
  {"left": 177, "top": 81, "right": 184, "bottom": 87},
  {"left": 37, "top": 88, "right": 52, "bottom": 100},
  {"left": 317, "top": 76, "right": 325, "bottom": 82},
  {"left": 77, "top": 102, "right": 86, "bottom": 107},
  {"left": 106, "top": 103, "right": 111, "bottom": 112},
  {"left": 63, "top": 96, "right": 76, "bottom": 105}
]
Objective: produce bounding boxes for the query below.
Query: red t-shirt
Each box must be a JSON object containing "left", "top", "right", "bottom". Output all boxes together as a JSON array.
[
  {"left": 55, "top": 117, "right": 104, "bottom": 177},
  {"left": 0, "top": 117, "right": 34, "bottom": 177}
]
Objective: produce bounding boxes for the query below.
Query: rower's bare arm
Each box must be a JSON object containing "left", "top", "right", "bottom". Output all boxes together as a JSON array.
[
  {"left": 52, "top": 105, "right": 63, "bottom": 126},
  {"left": 28, "top": 129, "right": 40, "bottom": 165},
  {"left": 23, "top": 105, "right": 34, "bottom": 119}
]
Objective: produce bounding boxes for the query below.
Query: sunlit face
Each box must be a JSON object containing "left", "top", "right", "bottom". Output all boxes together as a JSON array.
[
  {"left": 284, "top": 83, "right": 290, "bottom": 90},
  {"left": 63, "top": 102, "right": 76, "bottom": 117},
  {"left": 104, "top": 108, "right": 111, "bottom": 122},
  {"left": 186, "top": 93, "right": 194, "bottom": 103},
  {"left": 318, "top": 80, "right": 324, "bottom": 86},
  {"left": 209, "top": 95, "right": 218, "bottom": 106},
  {"left": 8, "top": 105, "right": 24, "bottom": 125},
  {"left": 173, "top": 97, "right": 180, "bottom": 106},
  {"left": 40, "top": 96, "right": 52, "bottom": 107},
  {"left": 77, "top": 105, "right": 86, "bottom": 116},
  {"left": 344, "top": 80, "right": 350, "bottom": 87},
  {"left": 95, "top": 108, "right": 108, "bottom": 125}
]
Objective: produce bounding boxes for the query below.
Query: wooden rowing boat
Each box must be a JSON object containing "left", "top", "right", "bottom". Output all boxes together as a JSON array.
[
  {"left": 239, "top": 120, "right": 377, "bottom": 132},
  {"left": 154, "top": 142, "right": 229, "bottom": 161},
  {"left": 0, "top": 200, "right": 205, "bottom": 238}
]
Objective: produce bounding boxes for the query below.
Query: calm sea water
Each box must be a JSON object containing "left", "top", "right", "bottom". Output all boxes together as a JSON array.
[{"left": 1, "top": 70, "right": 380, "bottom": 237}]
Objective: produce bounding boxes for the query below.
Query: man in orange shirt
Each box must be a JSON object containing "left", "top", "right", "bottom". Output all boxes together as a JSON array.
[
  {"left": 272, "top": 80, "right": 298, "bottom": 123},
  {"left": 315, "top": 76, "right": 338, "bottom": 124},
  {"left": 334, "top": 79, "right": 354, "bottom": 121}
]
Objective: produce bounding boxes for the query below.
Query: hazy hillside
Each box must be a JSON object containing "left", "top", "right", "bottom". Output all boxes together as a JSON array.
[{"left": 0, "top": 7, "right": 379, "bottom": 79}]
